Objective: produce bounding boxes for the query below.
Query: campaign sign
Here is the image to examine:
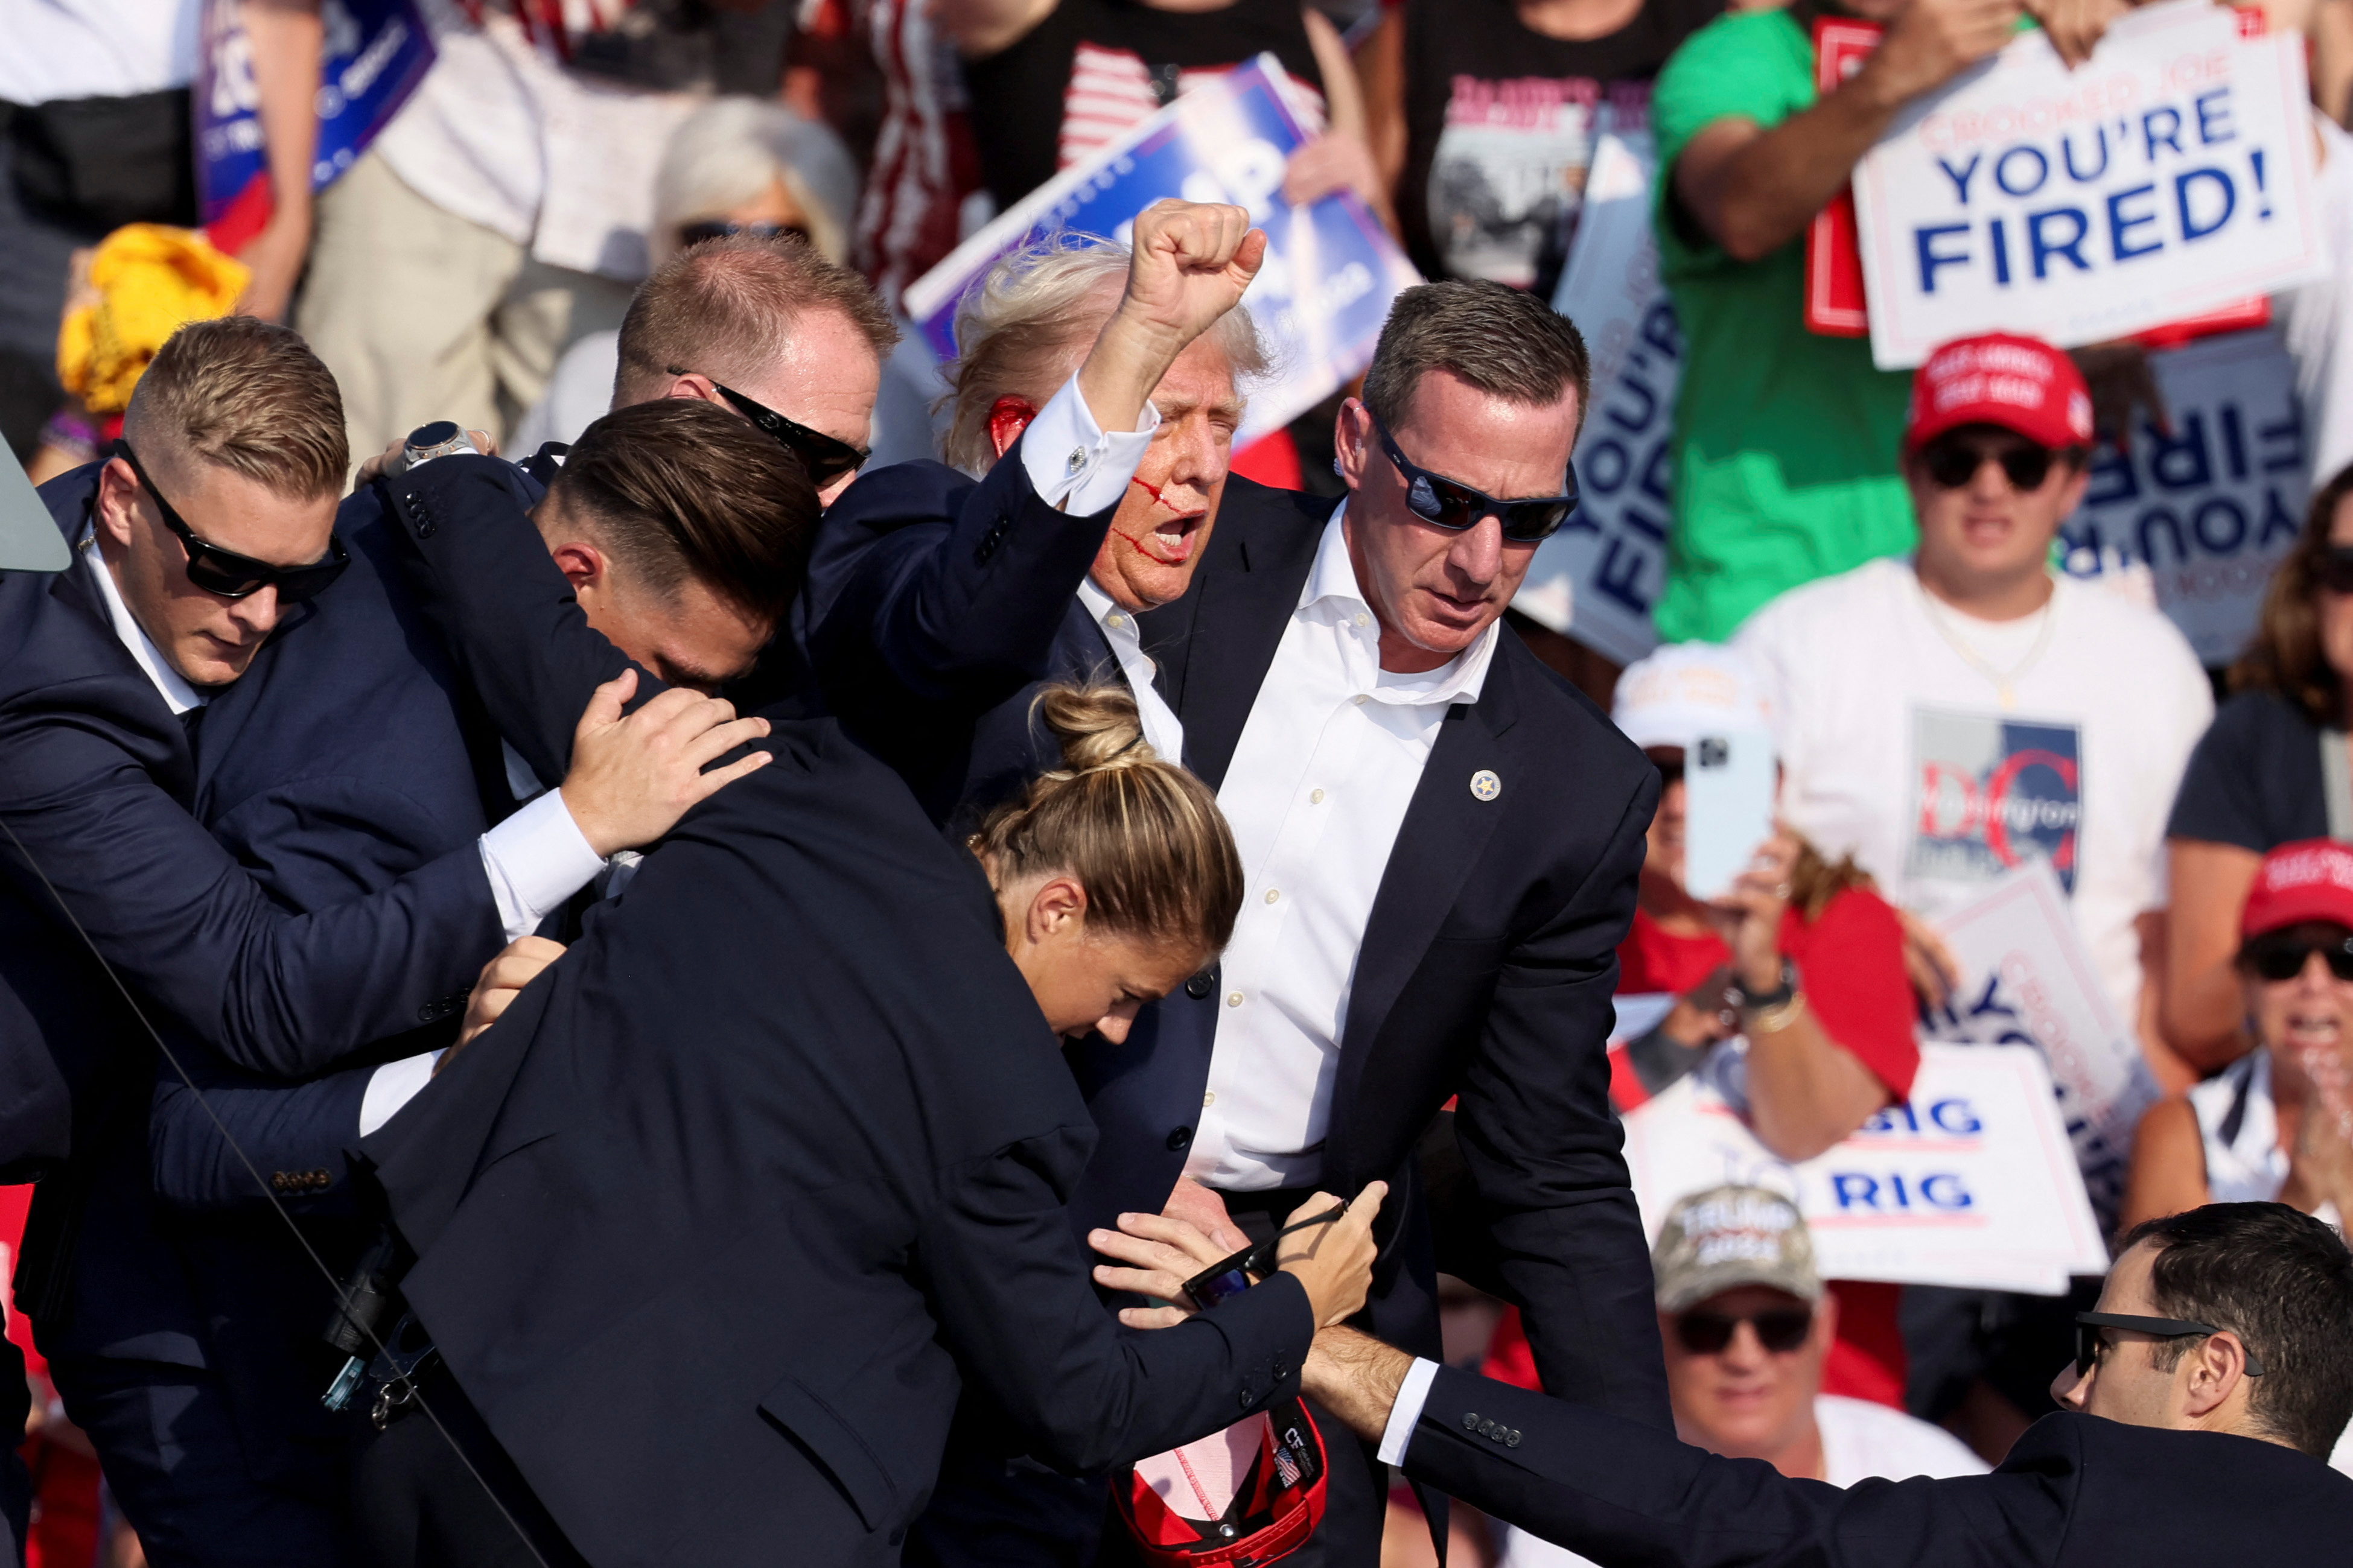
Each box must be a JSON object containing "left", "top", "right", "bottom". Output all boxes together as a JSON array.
[
  {"left": 1907, "top": 709, "right": 2083, "bottom": 894},
  {"left": 197, "top": 0, "right": 435, "bottom": 250},
  {"left": 1922, "top": 860, "right": 2162, "bottom": 1228},
  {"left": 1850, "top": 0, "right": 2325, "bottom": 369},
  {"left": 902, "top": 55, "right": 1422, "bottom": 447},
  {"left": 1622, "top": 1043, "right": 2110, "bottom": 1294},
  {"left": 2060, "top": 328, "right": 2309, "bottom": 664},
  {"left": 1516, "top": 132, "right": 1674, "bottom": 664}
]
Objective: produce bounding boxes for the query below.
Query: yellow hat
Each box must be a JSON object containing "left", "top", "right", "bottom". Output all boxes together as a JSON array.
[{"left": 57, "top": 224, "right": 250, "bottom": 417}]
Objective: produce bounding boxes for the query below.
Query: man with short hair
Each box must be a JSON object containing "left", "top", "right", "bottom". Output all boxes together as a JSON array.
[
  {"left": 1307, "top": 1201, "right": 2353, "bottom": 1565},
  {"left": 1495, "top": 1186, "right": 1983, "bottom": 1567},
  {"left": 2, "top": 317, "right": 765, "bottom": 1564}
]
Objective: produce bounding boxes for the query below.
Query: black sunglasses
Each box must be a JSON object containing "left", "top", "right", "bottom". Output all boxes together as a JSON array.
[
  {"left": 2240, "top": 927, "right": 2353, "bottom": 983},
  {"left": 1368, "top": 411, "right": 1578, "bottom": 543},
  {"left": 2074, "top": 1311, "right": 2265, "bottom": 1379},
  {"left": 116, "top": 442, "right": 349, "bottom": 603},
  {"left": 2313, "top": 544, "right": 2353, "bottom": 595},
  {"left": 678, "top": 218, "right": 813, "bottom": 249},
  {"left": 675, "top": 370, "right": 870, "bottom": 487},
  {"left": 1918, "top": 433, "right": 2069, "bottom": 492},
  {"left": 1182, "top": 1208, "right": 1347, "bottom": 1310},
  {"left": 1674, "top": 1306, "right": 1813, "bottom": 1356}
]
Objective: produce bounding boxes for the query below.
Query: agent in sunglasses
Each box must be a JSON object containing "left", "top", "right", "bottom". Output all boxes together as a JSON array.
[
  {"left": 1494, "top": 1186, "right": 1982, "bottom": 1568},
  {"left": 2166, "top": 462, "right": 2353, "bottom": 1075},
  {"left": 1304, "top": 1200, "right": 2353, "bottom": 1568},
  {"left": 2125, "top": 843, "right": 2353, "bottom": 1260}
]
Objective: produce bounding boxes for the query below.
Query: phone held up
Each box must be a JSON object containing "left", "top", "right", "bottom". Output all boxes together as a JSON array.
[{"left": 1681, "top": 730, "right": 1774, "bottom": 903}]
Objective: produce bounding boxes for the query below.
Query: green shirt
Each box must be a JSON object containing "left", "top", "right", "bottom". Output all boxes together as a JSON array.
[{"left": 1648, "top": 7, "right": 1916, "bottom": 643}]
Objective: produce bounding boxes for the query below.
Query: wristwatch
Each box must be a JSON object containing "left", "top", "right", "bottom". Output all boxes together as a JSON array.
[
  {"left": 398, "top": 421, "right": 479, "bottom": 474},
  {"left": 1725, "top": 957, "right": 1800, "bottom": 1014}
]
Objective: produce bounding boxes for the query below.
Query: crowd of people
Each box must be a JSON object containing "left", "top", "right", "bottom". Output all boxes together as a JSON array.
[{"left": 6, "top": 0, "right": 2353, "bottom": 1566}]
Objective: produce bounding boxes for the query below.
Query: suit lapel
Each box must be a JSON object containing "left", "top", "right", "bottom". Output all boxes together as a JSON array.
[
  {"left": 1326, "top": 652, "right": 1526, "bottom": 1167},
  {"left": 1144, "top": 484, "right": 1329, "bottom": 792}
]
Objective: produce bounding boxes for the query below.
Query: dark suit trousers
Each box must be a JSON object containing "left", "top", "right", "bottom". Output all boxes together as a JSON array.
[
  {"left": 45, "top": 1354, "right": 348, "bottom": 1568},
  {"left": 350, "top": 1361, "right": 588, "bottom": 1568}
]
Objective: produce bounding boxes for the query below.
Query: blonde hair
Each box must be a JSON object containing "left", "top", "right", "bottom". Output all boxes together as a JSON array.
[
  {"left": 652, "top": 97, "right": 861, "bottom": 267},
  {"left": 123, "top": 316, "right": 346, "bottom": 499},
  {"left": 970, "top": 684, "right": 1243, "bottom": 954},
  {"left": 940, "top": 235, "right": 1269, "bottom": 475}
]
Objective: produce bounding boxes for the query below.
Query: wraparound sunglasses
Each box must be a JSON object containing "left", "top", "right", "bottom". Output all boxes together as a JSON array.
[{"left": 117, "top": 442, "right": 348, "bottom": 603}]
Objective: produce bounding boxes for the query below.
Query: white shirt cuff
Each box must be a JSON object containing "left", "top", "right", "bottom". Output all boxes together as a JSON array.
[
  {"left": 1377, "top": 1356, "right": 1443, "bottom": 1467},
  {"left": 359, "top": 1050, "right": 444, "bottom": 1137},
  {"left": 1019, "top": 371, "right": 1161, "bottom": 515},
  {"left": 478, "top": 786, "right": 606, "bottom": 943}
]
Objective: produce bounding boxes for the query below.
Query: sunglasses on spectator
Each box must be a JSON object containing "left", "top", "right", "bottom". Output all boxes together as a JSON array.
[
  {"left": 2074, "top": 1312, "right": 2265, "bottom": 1379},
  {"left": 1673, "top": 1306, "right": 1813, "bottom": 1355},
  {"left": 677, "top": 219, "right": 810, "bottom": 248},
  {"left": 2240, "top": 927, "right": 2353, "bottom": 983},
  {"left": 1368, "top": 410, "right": 1578, "bottom": 543},
  {"left": 1918, "top": 433, "right": 2074, "bottom": 492},
  {"left": 116, "top": 442, "right": 349, "bottom": 603},
  {"left": 2313, "top": 544, "right": 2353, "bottom": 594},
  {"left": 672, "top": 370, "right": 870, "bottom": 487}
]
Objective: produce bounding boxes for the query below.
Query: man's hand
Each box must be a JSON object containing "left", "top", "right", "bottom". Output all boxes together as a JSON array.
[
  {"left": 1164, "top": 1175, "right": 1253, "bottom": 1254},
  {"left": 2022, "top": 0, "right": 2126, "bottom": 69},
  {"left": 353, "top": 428, "right": 498, "bottom": 488},
  {"left": 559, "top": 668, "right": 773, "bottom": 857},
  {"left": 1274, "top": 1182, "right": 1388, "bottom": 1329},
  {"left": 440, "top": 935, "right": 566, "bottom": 1073},
  {"left": 1076, "top": 199, "right": 1266, "bottom": 436},
  {"left": 1091, "top": 1210, "right": 1238, "bottom": 1328},
  {"left": 1302, "top": 1325, "right": 1415, "bottom": 1443},
  {"left": 1860, "top": 0, "right": 2023, "bottom": 107}
]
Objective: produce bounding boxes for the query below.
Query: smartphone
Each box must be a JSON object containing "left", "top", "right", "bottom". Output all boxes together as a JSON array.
[{"left": 1681, "top": 730, "right": 1774, "bottom": 903}]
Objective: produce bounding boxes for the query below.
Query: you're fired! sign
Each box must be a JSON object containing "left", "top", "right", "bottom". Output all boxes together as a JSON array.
[{"left": 1851, "top": 1, "right": 2325, "bottom": 368}]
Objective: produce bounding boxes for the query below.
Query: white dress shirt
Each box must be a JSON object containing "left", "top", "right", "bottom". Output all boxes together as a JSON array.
[
  {"left": 1016, "top": 371, "right": 1186, "bottom": 760},
  {"left": 1183, "top": 507, "right": 1500, "bottom": 1190},
  {"left": 77, "top": 528, "right": 603, "bottom": 1135}
]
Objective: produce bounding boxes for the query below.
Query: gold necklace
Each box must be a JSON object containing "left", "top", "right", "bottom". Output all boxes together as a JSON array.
[{"left": 1915, "top": 576, "right": 2058, "bottom": 711}]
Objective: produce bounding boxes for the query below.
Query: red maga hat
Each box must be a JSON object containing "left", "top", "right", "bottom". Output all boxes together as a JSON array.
[
  {"left": 2241, "top": 839, "right": 2353, "bottom": 940},
  {"left": 1905, "top": 333, "right": 2095, "bottom": 452}
]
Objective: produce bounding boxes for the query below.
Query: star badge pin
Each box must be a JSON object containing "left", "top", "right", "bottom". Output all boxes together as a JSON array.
[{"left": 1469, "top": 769, "right": 1501, "bottom": 802}]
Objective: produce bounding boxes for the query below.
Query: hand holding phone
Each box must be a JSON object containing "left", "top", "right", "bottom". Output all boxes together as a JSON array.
[{"left": 1681, "top": 731, "right": 1774, "bottom": 902}]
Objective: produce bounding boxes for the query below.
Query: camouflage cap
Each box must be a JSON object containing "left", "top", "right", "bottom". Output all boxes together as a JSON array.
[{"left": 1652, "top": 1185, "right": 1823, "bottom": 1315}]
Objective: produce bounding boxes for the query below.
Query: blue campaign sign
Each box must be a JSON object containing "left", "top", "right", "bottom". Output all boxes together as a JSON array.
[
  {"left": 903, "top": 54, "right": 1423, "bottom": 445},
  {"left": 197, "top": 0, "right": 435, "bottom": 233}
]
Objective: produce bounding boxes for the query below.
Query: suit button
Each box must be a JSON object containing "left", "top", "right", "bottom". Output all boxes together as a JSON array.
[
  {"left": 1165, "top": 1125, "right": 1192, "bottom": 1152},
  {"left": 270, "top": 1172, "right": 289, "bottom": 1192},
  {"left": 1184, "top": 970, "right": 1214, "bottom": 1000},
  {"left": 1272, "top": 1354, "right": 1291, "bottom": 1380},
  {"left": 1462, "top": 1412, "right": 1481, "bottom": 1432},
  {"left": 1506, "top": 1429, "right": 1523, "bottom": 1448},
  {"left": 1238, "top": 1388, "right": 1254, "bottom": 1410}
]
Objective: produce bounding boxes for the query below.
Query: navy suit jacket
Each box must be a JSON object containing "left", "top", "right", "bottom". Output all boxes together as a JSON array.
[
  {"left": 1404, "top": 1366, "right": 2353, "bottom": 1567},
  {"left": 357, "top": 457, "right": 1319, "bottom": 1566},
  {"left": 800, "top": 448, "right": 1124, "bottom": 828},
  {"left": 1, "top": 465, "right": 503, "bottom": 1369}
]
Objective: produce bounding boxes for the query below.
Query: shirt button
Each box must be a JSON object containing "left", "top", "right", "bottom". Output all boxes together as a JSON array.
[
  {"left": 1310, "top": 789, "right": 1325, "bottom": 804},
  {"left": 1353, "top": 612, "right": 1369, "bottom": 628},
  {"left": 1203, "top": 1090, "right": 1217, "bottom": 1106},
  {"left": 1106, "top": 612, "right": 1126, "bottom": 629},
  {"left": 1066, "top": 447, "right": 1087, "bottom": 476},
  {"left": 1226, "top": 991, "right": 1244, "bottom": 1008},
  {"left": 1352, "top": 694, "right": 1368, "bottom": 706},
  {"left": 1264, "top": 889, "right": 1279, "bottom": 904}
]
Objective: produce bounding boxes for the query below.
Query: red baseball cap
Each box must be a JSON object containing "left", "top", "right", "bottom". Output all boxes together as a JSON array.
[
  {"left": 1904, "top": 333, "right": 2095, "bottom": 452},
  {"left": 2241, "top": 839, "right": 2353, "bottom": 940}
]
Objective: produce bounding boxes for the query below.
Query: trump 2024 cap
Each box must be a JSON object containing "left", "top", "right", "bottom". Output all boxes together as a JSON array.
[
  {"left": 2241, "top": 839, "right": 2353, "bottom": 941},
  {"left": 1652, "top": 1185, "right": 1824, "bottom": 1316},
  {"left": 1905, "top": 333, "right": 2095, "bottom": 454},
  {"left": 0, "top": 439, "right": 70, "bottom": 573}
]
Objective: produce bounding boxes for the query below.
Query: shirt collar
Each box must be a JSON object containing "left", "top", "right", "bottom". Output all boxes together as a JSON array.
[
  {"left": 1299, "top": 501, "right": 1499, "bottom": 708},
  {"left": 79, "top": 525, "right": 206, "bottom": 714},
  {"left": 1075, "top": 576, "right": 1139, "bottom": 641}
]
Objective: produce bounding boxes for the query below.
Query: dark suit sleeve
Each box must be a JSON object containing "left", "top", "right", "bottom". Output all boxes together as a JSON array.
[
  {"left": 920, "top": 1128, "right": 1317, "bottom": 1471},
  {"left": 1403, "top": 1366, "right": 2058, "bottom": 1568},
  {"left": 149, "top": 1052, "right": 372, "bottom": 1214},
  {"left": 377, "top": 455, "right": 641, "bottom": 786},
  {"left": 808, "top": 443, "right": 1115, "bottom": 728},
  {"left": 0, "top": 687, "right": 499, "bottom": 1081},
  {"left": 1454, "top": 766, "right": 1672, "bottom": 1429}
]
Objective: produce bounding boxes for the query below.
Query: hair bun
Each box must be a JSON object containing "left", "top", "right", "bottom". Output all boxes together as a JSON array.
[{"left": 1035, "top": 684, "right": 1154, "bottom": 776}]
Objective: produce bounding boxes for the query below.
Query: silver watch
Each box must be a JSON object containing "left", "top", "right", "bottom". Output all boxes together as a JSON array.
[{"left": 398, "top": 421, "right": 480, "bottom": 474}]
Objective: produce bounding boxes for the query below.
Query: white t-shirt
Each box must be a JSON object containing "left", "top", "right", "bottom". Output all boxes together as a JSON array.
[
  {"left": 1496, "top": 1395, "right": 1987, "bottom": 1568},
  {"left": 2276, "top": 115, "right": 2353, "bottom": 489},
  {"left": 1732, "top": 557, "right": 2213, "bottom": 1027},
  {"left": 0, "top": 0, "right": 197, "bottom": 104}
]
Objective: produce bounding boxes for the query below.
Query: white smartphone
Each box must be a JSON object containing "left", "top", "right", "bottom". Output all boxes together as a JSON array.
[{"left": 1681, "top": 730, "right": 1775, "bottom": 903}]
